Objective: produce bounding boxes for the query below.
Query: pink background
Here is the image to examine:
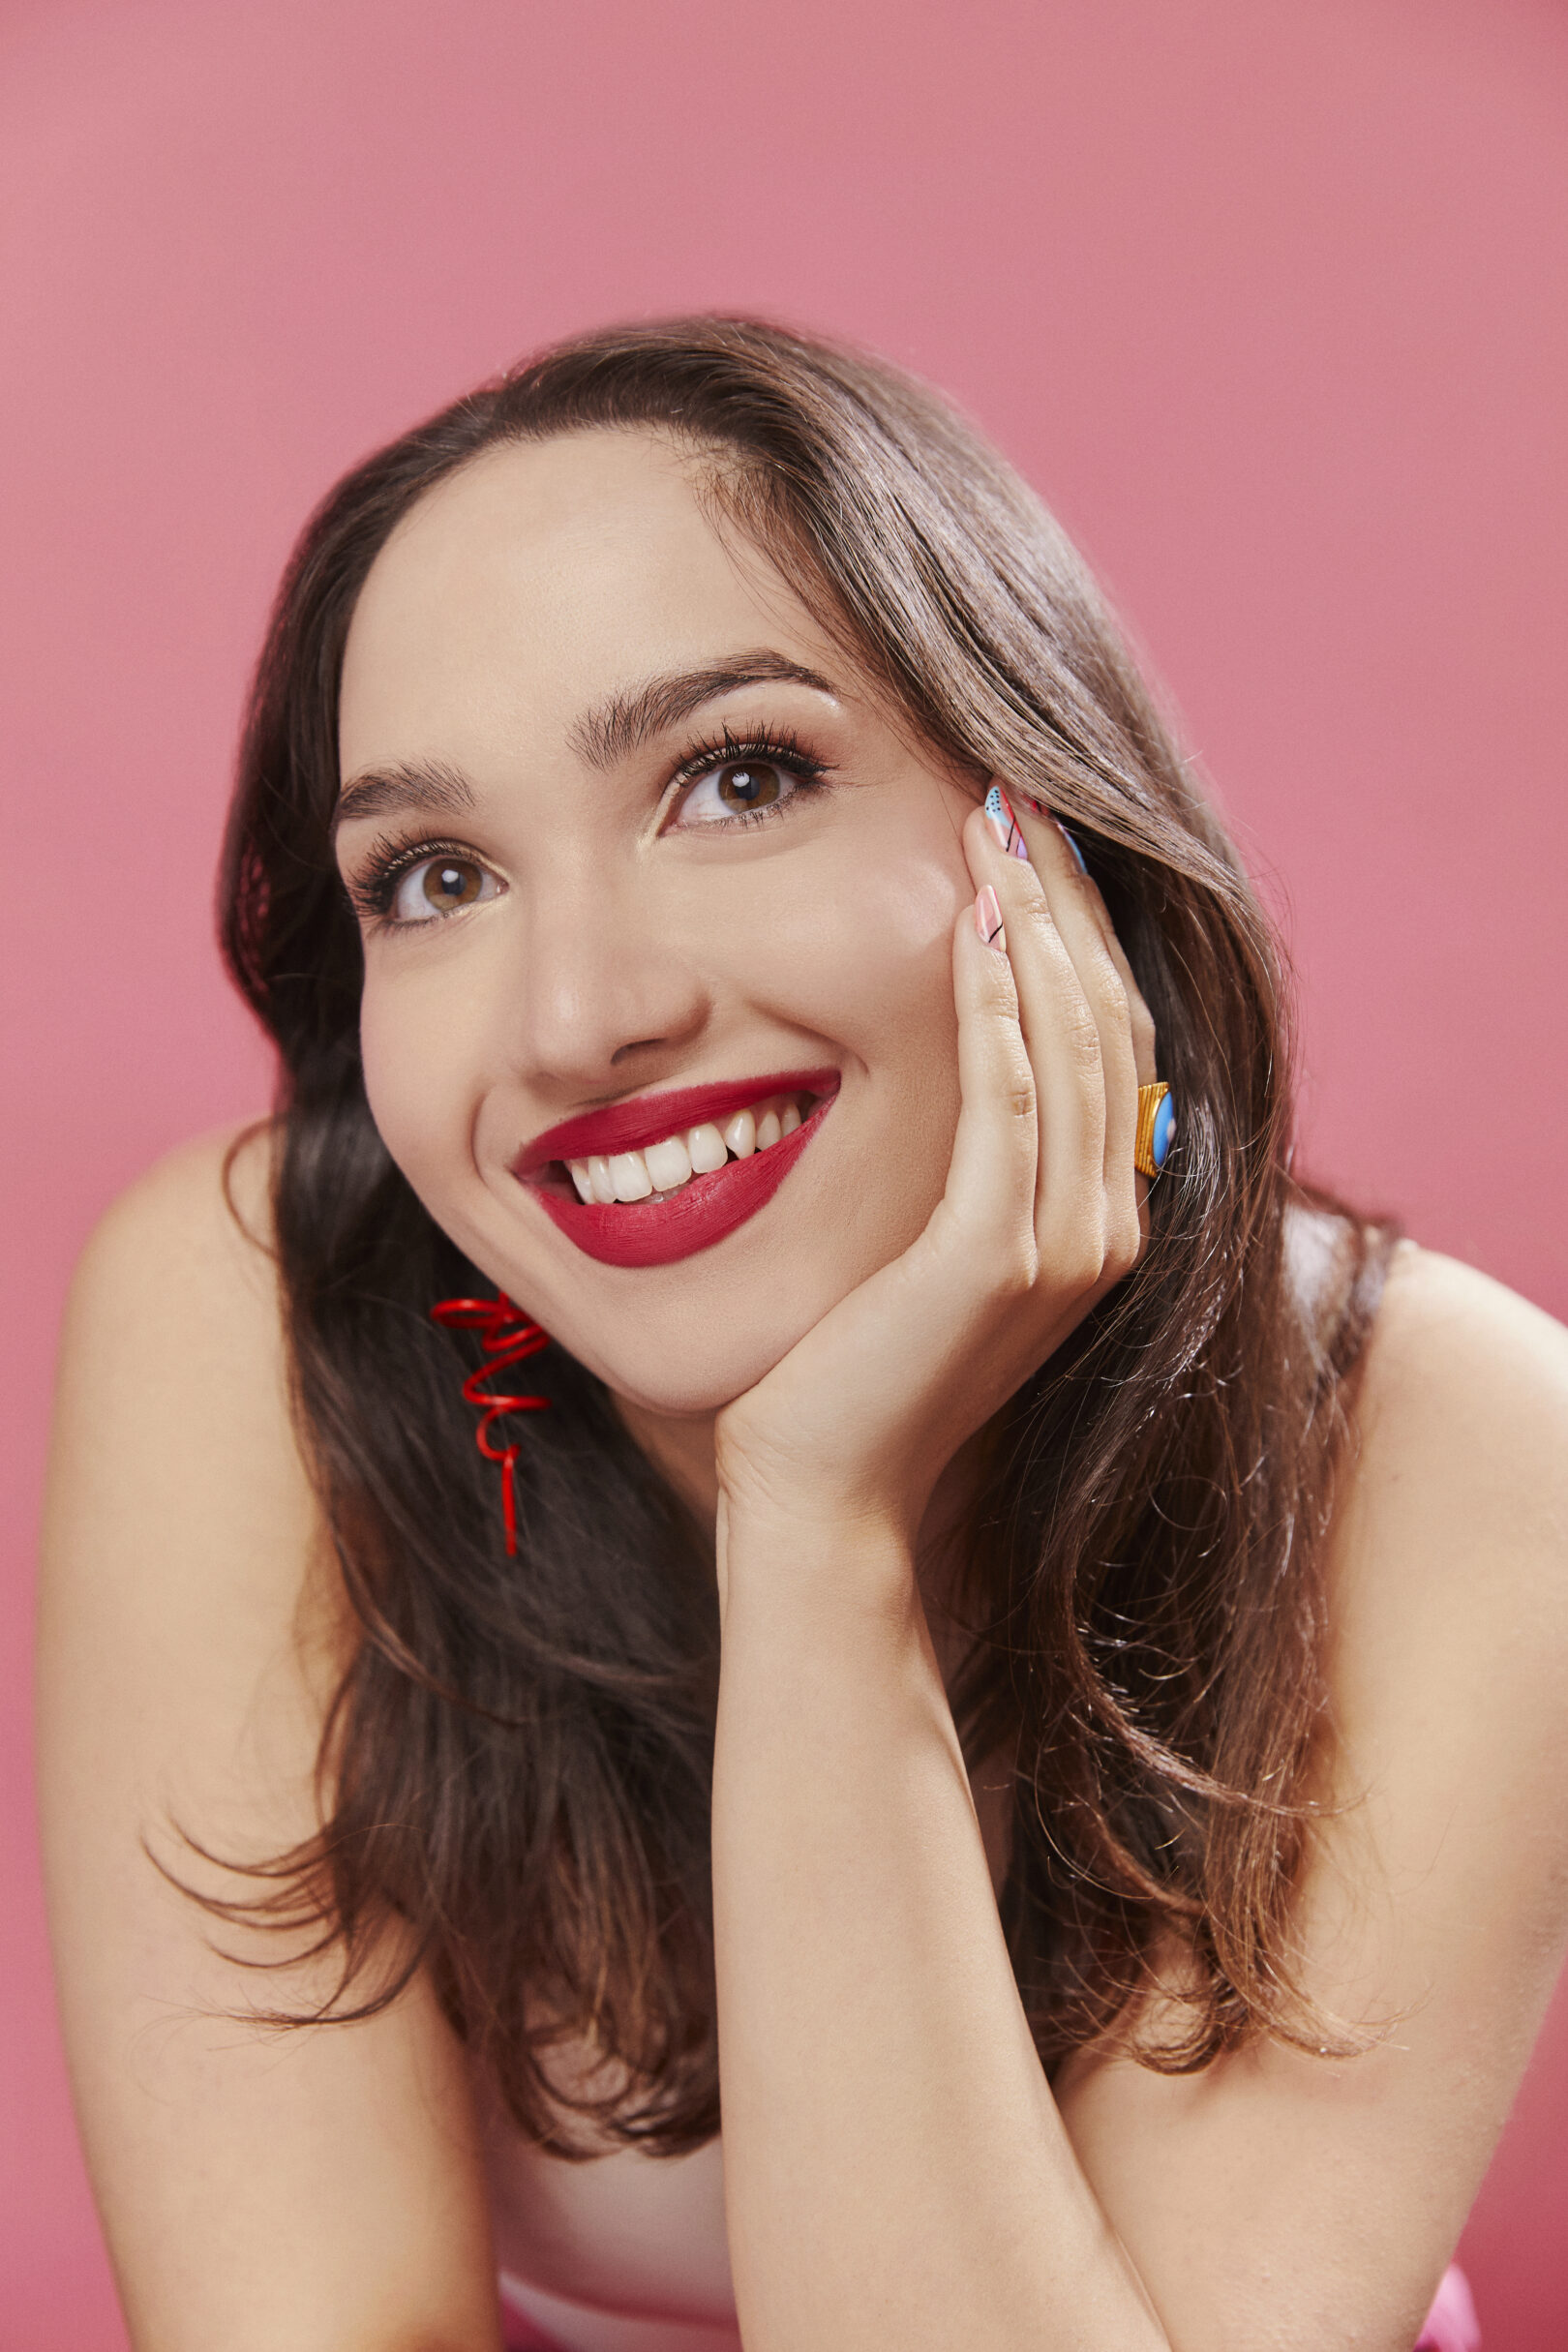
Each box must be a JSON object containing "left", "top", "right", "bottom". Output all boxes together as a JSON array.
[{"left": 4, "top": 0, "right": 1565, "bottom": 2339}]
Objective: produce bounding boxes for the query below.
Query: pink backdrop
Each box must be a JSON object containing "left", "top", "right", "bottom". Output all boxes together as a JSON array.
[{"left": 4, "top": 0, "right": 1565, "bottom": 2340}]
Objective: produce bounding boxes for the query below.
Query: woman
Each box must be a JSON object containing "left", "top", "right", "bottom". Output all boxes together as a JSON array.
[{"left": 37, "top": 317, "right": 1568, "bottom": 2351}]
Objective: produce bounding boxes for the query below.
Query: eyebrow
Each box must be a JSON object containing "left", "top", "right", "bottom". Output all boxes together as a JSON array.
[
  {"left": 331, "top": 650, "right": 839, "bottom": 838},
  {"left": 331, "top": 757, "right": 476, "bottom": 841},
  {"left": 567, "top": 650, "right": 838, "bottom": 769}
]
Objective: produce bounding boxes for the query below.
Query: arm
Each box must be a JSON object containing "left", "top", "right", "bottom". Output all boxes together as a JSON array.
[
  {"left": 708, "top": 805, "right": 1568, "bottom": 2350},
  {"left": 36, "top": 1128, "right": 503, "bottom": 2352},
  {"left": 712, "top": 1516, "right": 1166, "bottom": 2350},
  {"left": 711, "top": 799, "right": 1169, "bottom": 2349}
]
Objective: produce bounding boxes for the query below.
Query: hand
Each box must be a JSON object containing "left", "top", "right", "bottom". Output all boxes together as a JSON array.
[{"left": 713, "top": 790, "right": 1160, "bottom": 1551}]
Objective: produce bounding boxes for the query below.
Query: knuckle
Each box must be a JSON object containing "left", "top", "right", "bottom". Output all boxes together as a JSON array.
[
  {"left": 980, "top": 950, "right": 1019, "bottom": 1010},
  {"left": 1060, "top": 1245, "right": 1106, "bottom": 1297},
  {"left": 1064, "top": 1004, "right": 1104, "bottom": 1086},
  {"left": 1042, "top": 1213, "right": 1105, "bottom": 1297},
  {"left": 1103, "top": 1205, "right": 1141, "bottom": 1280},
  {"left": 1011, "top": 896, "right": 1064, "bottom": 965},
  {"left": 1086, "top": 945, "right": 1130, "bottom": 1023},
  {"left": 992, "top": 1032, "right": 1038, "bottom": 1124},
  {"left": 987, "top": 1236, "right": 1040, "bottom": 1302},
  {"left": 1082, "top": 1218, "right": 1113, "bottom": 1284},
  {"left": 1004, "top": 1074, "right": 1038, "bottom": 1125}
]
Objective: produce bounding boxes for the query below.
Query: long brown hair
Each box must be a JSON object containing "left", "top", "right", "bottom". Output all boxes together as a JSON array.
[{"left": 209, "top": 315, "right": 1389, "bottom": 2156}]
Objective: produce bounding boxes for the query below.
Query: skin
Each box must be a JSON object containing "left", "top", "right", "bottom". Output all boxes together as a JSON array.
[
  {"left": 343, "top": 433, "right": 1042, "bottom": 1433},
  {"left": 37, "top": 427, "right": 1568, "bottom": 2352},
  {"left": 337, "top": 430, "right": 1152, "bottom": 1526}
]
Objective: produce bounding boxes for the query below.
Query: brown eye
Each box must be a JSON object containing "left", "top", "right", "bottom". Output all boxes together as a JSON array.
[
  {"left": 715, "top": 761, "right": 784, "bottom": 813},
  {"left": 388, "top": 854, "right": 498, "bottom": 924},
  {"left": 676, "top": 754, "right": 820, "bottom": 829},
  {"left": 422, "top": 859, "right": 483, "bottom": 911}
]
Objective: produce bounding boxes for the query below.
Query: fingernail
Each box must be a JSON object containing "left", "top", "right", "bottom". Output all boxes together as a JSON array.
[
  {"left": 1055, "top": 819, "right": 1090, "bottom": 877},
  {"left": 975, "top": 884, "right": 1007, "bottom": 951},
  {"left": 982, "top": 783, "right": 1032, "bottom": 861}
]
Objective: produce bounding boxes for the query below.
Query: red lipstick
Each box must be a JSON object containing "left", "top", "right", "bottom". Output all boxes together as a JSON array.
[{"left": 515, "top": 1067, "right": 839, "bottom": 1270}]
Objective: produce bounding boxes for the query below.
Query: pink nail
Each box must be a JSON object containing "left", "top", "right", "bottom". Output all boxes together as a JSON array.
[
  {"left": 975, "top": 884, "right": 1006, "bottom": 950},
  {"left": 982, "top": 783, "right": 1031, "bottom": 861}
]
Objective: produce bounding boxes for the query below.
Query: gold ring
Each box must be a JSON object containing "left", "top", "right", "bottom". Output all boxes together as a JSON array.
[{"left": 1134, "top": 1082, "right": 1175, "bottom": 1179}]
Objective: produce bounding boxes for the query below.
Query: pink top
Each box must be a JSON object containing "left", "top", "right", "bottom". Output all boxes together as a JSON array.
[
  {"left": 499, "top": 2262, "right": 1481, "bottom": 2350},
  {"left": 1416, "top": 2265, "right": 1482, "bottom": 2352}
]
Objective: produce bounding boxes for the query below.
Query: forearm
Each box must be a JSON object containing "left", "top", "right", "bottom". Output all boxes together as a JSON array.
[{"left": 710, "top": 1516, "right": 1167, "bottom": 2352}]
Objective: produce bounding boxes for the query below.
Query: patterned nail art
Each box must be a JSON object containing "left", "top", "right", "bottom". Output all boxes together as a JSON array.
[
  {"left": 1055, "top": 821, "right": 1090, "bottom": 877},
  {"left": 983, "top": 783, "right": 1032, "bottom": 860},
  {"left": 975, "top": 884, "right": 1007, "bottom": 950}
]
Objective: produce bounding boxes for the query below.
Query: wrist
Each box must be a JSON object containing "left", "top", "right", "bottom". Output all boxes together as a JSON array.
[
  {"left": 713, "top": 1419, "right": 929, "bottom": 1550},
  {"left": 714, "top": 1488, "right": 920, "bottom": 1627}
]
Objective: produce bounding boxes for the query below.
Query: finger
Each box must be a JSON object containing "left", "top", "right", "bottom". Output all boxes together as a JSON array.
[
  {"left": 940, "top": 890, "right": 1040, "bottom": 1282},
  {"left": 1023, "top": 812, "right": 1160, "bottom": 1246},
  {"left": 1012, "top": 804, "right": 1141, "bottom": 1211},
  {"left": 972, "top": 788, "right": 1150, "bottom": 1276},
  {"left": 963, "top": 800, "right": 1109, "bottom": 1283},
  {"left": 1044, "top": 815, "right": 1159, "bottom": 1087}
]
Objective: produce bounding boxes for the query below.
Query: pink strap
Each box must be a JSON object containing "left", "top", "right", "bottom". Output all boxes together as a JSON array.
[
  {"left": 499, "top": 2304, "right": 566, "bottom": 2352},
  {"left": 1415, "top": 2265, "right": 1481, "bottom": 2352}
]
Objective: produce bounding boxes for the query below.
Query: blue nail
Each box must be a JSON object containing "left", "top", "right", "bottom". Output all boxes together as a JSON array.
[{"left": 1056, "top": 821, "right": 1090, "bottom": 877}]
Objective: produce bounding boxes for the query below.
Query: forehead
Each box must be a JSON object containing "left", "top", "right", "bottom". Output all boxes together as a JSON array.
[{"left": 339, "top": 428, "right": 829, "bottom": 767}]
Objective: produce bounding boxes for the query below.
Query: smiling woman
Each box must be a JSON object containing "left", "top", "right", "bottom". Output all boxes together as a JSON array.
[{"left": 37, "top": 318, "right": 1568, "bottom": 2352}]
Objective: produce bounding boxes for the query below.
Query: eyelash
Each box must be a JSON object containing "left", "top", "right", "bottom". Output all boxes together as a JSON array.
[
  {"left": 344, "top": 727, "right": 834, "bottom": 926},
  {"left": 665, "top": 724, "right": 832, "bottom": 829},
  {"left": 345, "top": 835, "right": 479, "bottom": 924}
]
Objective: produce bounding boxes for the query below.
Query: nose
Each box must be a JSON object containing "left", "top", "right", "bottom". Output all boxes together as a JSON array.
[{"left": 498, "top": 861, "right": 712, "bottom": 1101}]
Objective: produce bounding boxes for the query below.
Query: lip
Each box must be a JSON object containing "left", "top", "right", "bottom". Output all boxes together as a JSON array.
[
  {"left": 517, "top": 1069, "right": 840, "bottom": 1270},
  {"left": 513, "top": 1067, "right": 842, "bottom": 1177}
]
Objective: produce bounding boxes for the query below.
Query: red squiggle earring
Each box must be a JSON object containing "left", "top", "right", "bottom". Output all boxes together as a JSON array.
[{"left": 429, "top": 1293, "right": 551, "bottom": 1555}]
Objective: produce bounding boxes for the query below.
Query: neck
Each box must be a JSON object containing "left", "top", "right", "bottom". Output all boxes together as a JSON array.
[{"left": 616, "top": 1395, "right": 725, "bottom": 1528}]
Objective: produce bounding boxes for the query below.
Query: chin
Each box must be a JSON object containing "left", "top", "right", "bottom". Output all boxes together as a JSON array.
[
  {"left": 411, "top": 1174, "right": 840, "bottom": 1419},
  {"left": 558, "top": 1307, "right": 822, "bottom": 1422}
]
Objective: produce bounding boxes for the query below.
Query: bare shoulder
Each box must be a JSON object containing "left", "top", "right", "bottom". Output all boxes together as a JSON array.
[
  {"left": 40, "top": 1117, "right": 339, "bottom": 1811},
  {"left": 68, "top": 1115, "right": 284, "bottom": 1352},
  {"left": 55, "top": 1116, "right": 310, "bottom": 1538},
  {"left": 1357, "top": 1237, "right": 1568, "bottom": 1443},
  {"left": 1336, "top": 1239, "right": 1568, "bottom": 1630},
  {"left": 1322, "top": 1239, "right": 1568, "bottom": 1987}
]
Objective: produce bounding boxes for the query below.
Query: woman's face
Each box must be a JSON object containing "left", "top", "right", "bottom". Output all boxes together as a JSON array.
[{"left": 336, "top": 428, "right": 977, "bottom": 1424}]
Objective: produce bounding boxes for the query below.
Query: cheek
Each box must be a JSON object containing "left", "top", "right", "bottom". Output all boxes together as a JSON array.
[
  {"left": 358, "top": 970, "right": 479, "bottom": 1205},
  {"left": 740, "top": 836, "right": 966, "bottom": 1087},
  {"left": 708, "top": 835, "right": 970, "bottom": 1274}
]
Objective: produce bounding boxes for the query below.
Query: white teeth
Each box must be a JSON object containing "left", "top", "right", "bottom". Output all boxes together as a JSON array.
[
  {"left": 687, "top": 1122, "right": 729, "bottom": 1173},
  {"left": 644, "top": 1133, "right": 692, "bottom": 1191},
  {"left": 562, "top": 1092, "right": 820, "bottom": 1208},
  {"left": 610, "top": 1151, "right": 652, "bottom": 1202}
]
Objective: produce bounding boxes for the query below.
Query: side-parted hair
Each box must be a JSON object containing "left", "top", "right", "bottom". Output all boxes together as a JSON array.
[{"left": 211, "top": 315, "right": 1390, "bottom": 2155}]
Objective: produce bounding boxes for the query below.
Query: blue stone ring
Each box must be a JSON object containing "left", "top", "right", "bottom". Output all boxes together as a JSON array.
[{"left": 1133, "top": 1082, "right": 1176, "bottom": 1179}]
